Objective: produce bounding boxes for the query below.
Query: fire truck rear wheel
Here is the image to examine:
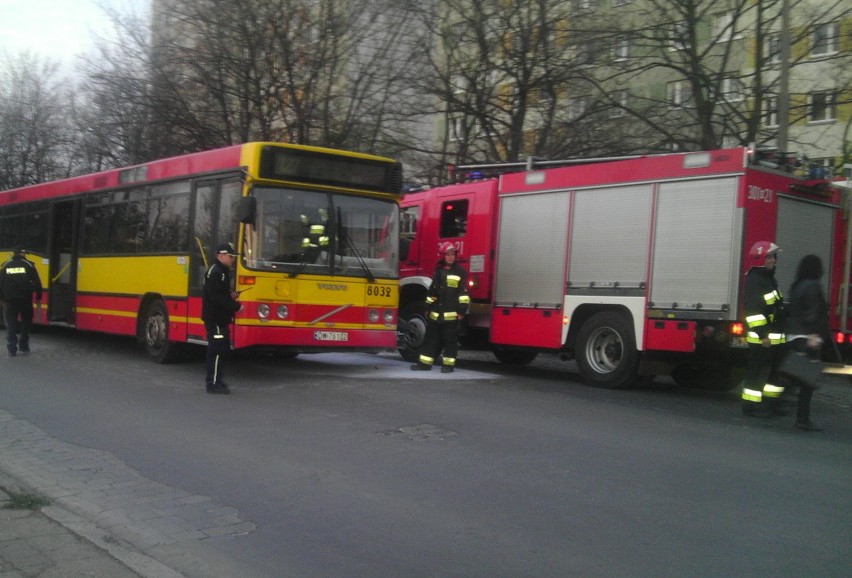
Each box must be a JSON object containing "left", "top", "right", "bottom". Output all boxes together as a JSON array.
[
  {"left": 398, "top": 302, "right": 428, "bottom": 362},
  {"left": 576, "top": 311, "right": 640, "bottom": 389},
  {"left": 143, "top": 300, "right": 179, "bottom": 364}
]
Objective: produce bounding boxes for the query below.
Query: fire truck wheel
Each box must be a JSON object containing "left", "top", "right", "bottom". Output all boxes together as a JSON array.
[
  {"left": 492, "top": 346, "right": 538, "bottom": 366},
  {"left": 576, "top": 311, "right": 640, "bottom": 389},
  {"left": 397, "top": 302, "right": 428, "bottom": 362},
  {"left": 142, "top": 300, "right": 179, "bottom": 364}
]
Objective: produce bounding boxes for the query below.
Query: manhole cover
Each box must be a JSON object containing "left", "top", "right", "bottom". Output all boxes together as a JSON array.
[{"left": 380, "top": 423, "right": 458, "bottom": 441}]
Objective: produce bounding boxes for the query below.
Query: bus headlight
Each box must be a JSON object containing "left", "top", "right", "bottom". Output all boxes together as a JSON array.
[
  {"left": 277, "top": 305, "right": 289, "bottom": 319},
  {"left": 257, "top": 303, "right": 271, "bottom": 320},
  {"left": 369, "top": 309, "right": 380, "bottom": 323}
]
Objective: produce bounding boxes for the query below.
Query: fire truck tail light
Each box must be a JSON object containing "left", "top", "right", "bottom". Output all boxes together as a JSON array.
[
  {"left": 731, "top": 322, "right": 744, "bottom": 336},
  {"left": 238, "top": 276, "right": 256, "bottom": 285},
  {"left": 835, "top": 332, "right": 846, "bottom": 344}
]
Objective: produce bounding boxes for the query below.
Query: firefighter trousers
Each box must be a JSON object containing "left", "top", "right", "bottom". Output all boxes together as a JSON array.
[
  {"left": 419, "top": 320, "right": 460, "bottom": 368},
  {"left": 741, "top": 343, "right": 785, "bottom": 411}
]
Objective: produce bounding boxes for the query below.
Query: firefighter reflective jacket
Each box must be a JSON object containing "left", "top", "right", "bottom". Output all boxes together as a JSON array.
[
  {"left": 743, "top": 266, "right": 785, "bottom": 345},
  {"left": 425, "top": 262, "right": 470, "bottom": 323}
]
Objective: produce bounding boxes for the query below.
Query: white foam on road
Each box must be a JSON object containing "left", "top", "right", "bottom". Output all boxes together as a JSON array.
[{"left": 287, "top": 352, "right": 502, "bottom": 380}]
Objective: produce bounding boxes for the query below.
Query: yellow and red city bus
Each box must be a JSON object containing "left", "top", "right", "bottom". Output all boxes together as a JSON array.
[{"left": 0, "top": 142, "right": 402, "bottom": 361}]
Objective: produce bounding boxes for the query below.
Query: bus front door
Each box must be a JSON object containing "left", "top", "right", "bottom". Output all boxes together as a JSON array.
[{"left": 48, "top": 200, "right": 80, "bottom": 324}]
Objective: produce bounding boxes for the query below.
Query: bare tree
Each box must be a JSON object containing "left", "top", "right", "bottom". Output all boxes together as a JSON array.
[
  {"left": 75, "top": 5, "right": 162, "bottom": 169},
  {"left": 580, "top": 0, "right": 851, "bottom": 153},
  {"left": 142, "top": 0, "right": 426, "bottom": 157},
  {"left": 0, "top": 52, "right": 74, "bottom": 190}
]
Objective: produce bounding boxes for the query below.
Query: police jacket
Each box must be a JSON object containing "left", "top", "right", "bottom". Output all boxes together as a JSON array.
[
  {"left": 786, "top": 279, "right": 830, "bottom": 340},
  {"left": 426, "top": 261, "right": 470, "bottom": 323},
  {"left": 743, "top": 266, "right": 785, "bottom": 345},
  {"left": 202, "top": 261, "right": 240, "bottom": 326},
  {"left": 0, "top": 255, "right": 43, "bottom": 302}
]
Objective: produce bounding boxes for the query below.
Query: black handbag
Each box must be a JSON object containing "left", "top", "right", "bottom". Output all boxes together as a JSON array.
[{"left": 778, "top": 351, "right": 823, "bottom": 388}]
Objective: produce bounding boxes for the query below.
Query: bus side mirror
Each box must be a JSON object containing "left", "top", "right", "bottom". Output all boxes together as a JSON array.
[{"left": 237, "top": 196, "right": 256, "bottom": 224}]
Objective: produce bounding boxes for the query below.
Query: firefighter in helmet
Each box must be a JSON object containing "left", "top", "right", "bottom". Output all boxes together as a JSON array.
[
  {"left": 411, "top": 242, "right": 471, "bottom": 373},
  {"left": 741, "top": 241, "right": 787, "bottom": 417}
]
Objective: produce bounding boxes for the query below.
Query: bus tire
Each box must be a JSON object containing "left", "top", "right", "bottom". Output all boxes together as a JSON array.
[
  {"left": 492, "top": 346, "right": 537, "bottom": 366},
  {"left": 143, "top": 300, "right": 178, "bottom": 364},
  {"left": 397, "top": 302, "right": 428, "bottom": 362},
  {"left": 576, "top": 311, "right": 640, "bottom": 389}
]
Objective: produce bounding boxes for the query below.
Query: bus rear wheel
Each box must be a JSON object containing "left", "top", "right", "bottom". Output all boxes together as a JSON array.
[{"left": 143, "top": 300, "right": 179, "bottom": 363}]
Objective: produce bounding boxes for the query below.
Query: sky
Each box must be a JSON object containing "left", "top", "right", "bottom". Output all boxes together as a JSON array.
[{"left": 0, "top": 0, "right": 149, "bottom": 70}]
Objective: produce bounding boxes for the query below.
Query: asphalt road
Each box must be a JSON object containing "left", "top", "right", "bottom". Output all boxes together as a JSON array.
[{"left": 0, "top": 327, "right": 849, "bottom": 578}]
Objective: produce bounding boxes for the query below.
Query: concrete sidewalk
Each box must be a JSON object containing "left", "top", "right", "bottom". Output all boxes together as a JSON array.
[
  {"left": 0, "top": 472, "right": 164, "bottom": 577},
  {"left": 0, "top": 470, "right": 187, "bottom": 578}
]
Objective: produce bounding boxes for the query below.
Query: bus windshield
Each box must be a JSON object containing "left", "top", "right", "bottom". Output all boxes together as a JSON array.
[{"left": 244, "top": 186, "right": 399, "bottom": 279}]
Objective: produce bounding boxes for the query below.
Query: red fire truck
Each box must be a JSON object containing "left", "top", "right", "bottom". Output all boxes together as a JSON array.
[{"left": 398, "top": 147, "right": 849, "bottom": 389}]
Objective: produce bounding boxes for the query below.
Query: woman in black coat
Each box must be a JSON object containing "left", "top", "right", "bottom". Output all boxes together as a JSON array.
[{"left": 785, "top": 254, "right": 831, "bottom": 431}]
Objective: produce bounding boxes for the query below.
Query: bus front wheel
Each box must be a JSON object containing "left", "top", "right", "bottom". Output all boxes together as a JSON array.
[{"left": 143, "top": 300, "right": 178, "bottom": 363}]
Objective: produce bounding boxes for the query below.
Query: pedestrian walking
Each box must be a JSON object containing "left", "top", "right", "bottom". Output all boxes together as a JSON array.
[
  {"left": 785, "top": 254, "right": 831, "bottom": 431},
  {"left": 741, "top": 241, "right": 787, "bottom": 417},
  {"left": 202, "top": 242, "right": 241, "bottom": 394},
  {"left": 0, "top": 247, "right": 43, "bottom": 357},
  {"left": 411, "top": 243, "right": 470, "bottom": 373}
]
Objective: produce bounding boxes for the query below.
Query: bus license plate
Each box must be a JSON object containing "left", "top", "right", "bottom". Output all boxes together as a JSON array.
[{"left": 314, "top": 331, "right": 349, "bottom": 342}]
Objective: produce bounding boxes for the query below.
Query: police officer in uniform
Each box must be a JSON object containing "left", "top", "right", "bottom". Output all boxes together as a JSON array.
[
  {"left": 202, "top": 243, "right": 241, "bottom": 394},
  {"left": 0, "top": 246, "right": 43, "bottom": 357},
  {"left": 741, "top": 241, "right": 786, "bottom": 417},
  {"left": 411, "top": 242, "right": 471, "bottom": 373}
]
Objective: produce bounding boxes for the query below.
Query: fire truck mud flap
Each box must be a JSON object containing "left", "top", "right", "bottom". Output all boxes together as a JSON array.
[{"left": 575, "top": 311, "right": 641, "bottom": 389}]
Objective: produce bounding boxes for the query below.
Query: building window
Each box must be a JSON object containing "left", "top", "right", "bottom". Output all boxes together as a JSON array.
[
  {"left": 765, "top": 33, "right": 781, "bottom": 64},
  {"left": 568, "top": 96, "right": 589, "bottom": 120},
  {"left": 713, "top": 12, "right": 742, "bottom": 43},
  {"left": 668, "top": 22, "right": 687, "bottom": 51},
  {"left": 667, "top": 80, "right": 692, "bottom": 108},
  {"left": 610, "top": 90, "right": 628, "bottom": 117},
  {"left": 809, "top": 91, "right": 836, "bottom": 123},
  {"left": 576, "top": 41, "right": 599, "bottom": 66},
  {"left": 763, "top": 96, "right": 778, "bottom": 127},
  {"left": 613, "top": 36, "right": 630, "bottom": 60},
  {"left": 723, "top": 77, "right": 745, "bottom": 102},
  {"left": 812, "top": 22, "right": 839, "bottom": 56}
]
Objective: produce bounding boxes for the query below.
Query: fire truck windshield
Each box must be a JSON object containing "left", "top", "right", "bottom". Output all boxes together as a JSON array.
[{"left": 243, "top": 186, "right": 399, "bottom": 279}]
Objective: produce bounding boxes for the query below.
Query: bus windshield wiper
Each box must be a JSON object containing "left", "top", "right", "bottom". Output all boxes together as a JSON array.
[
  {"left": 337, "top": 208, "right": 375, "bottom": 283},
  {"left": 288, "top": 255, "right": 309, "bottom": 278}
]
